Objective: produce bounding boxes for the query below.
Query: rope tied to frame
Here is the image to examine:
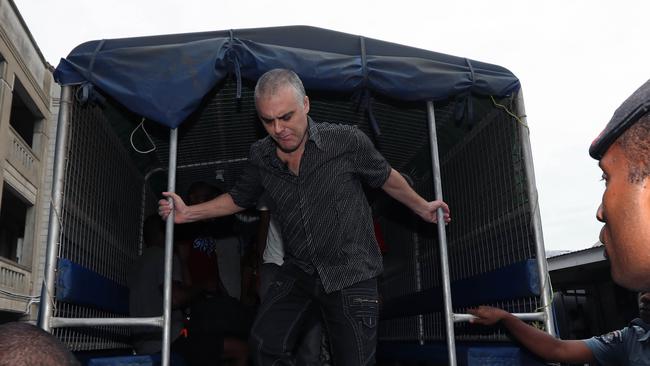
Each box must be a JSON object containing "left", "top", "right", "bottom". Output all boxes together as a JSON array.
[
  {"left": 490, "top": 95, "right": 528, "bottom": 129},
  {"left": 130, "top": 118, "right": 157, "bottom": 154}
]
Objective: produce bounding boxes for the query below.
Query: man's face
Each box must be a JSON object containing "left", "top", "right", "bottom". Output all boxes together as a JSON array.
[
  {"left": 256, "top": 85, "right": 310, "bottom": 153},
  {"left": 597, "top": 143, "right": 650, "bottom": 290}
]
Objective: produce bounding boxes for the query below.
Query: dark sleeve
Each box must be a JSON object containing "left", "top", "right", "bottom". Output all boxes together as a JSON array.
[
  {"left": 582, "top": 327, "right": 630, "bottom": 365},
  {"left": 229, "top": 159, "right": 264, "bottom": 209},
  {"left": 352, "top": 127, "right": 392, "bottom": 188}
]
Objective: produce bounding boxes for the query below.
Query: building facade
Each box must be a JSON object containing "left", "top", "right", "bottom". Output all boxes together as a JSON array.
[{"left": 0, "top": 0, "right": 59, "bottom": 322}]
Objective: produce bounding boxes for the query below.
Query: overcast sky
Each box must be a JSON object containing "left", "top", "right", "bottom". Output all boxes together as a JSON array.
[{"left": 13, "top": 0, "right": 649, "bottom": 252}]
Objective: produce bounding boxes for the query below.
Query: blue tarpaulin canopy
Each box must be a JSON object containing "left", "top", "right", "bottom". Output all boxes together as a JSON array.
[{"left": 54, "top": 25, "right": 520, "bottom": 129}]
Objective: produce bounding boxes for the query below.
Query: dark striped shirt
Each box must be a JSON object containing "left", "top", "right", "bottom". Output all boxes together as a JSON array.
[{"left": 230, "top": 118, "right": 392, "bottom": 292}]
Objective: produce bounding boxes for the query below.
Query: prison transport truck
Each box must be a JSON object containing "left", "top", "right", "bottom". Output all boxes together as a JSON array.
[{"left": 39, "top": 26, "right": 552, "bottom": 366}]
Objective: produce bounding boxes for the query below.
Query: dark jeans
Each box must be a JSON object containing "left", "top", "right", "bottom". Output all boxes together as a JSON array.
[
  {"left": 251, "top": 263, "right": 378, "bottom": 366},
  {"left": 259, "top": 263, "right": 321, "bottom": 365}
]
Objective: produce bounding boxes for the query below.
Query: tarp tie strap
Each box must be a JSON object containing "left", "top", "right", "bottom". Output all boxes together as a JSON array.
[
  {"left": 227, "top": 31, "right": 242, "bottom": 99},
  {"left": 367, "top": 94, "right": 381, "bottom": 137},
  {"left": 234, "top": 57, "right": 242, "bottom": 99},
  {"left": 76, "top": 39, "right": 107, "bottom": 105},
  {"left": 75, "top": 82, "right": 106, "bottom": 106},
  {"left": 359, "top": 36, "right": 380, "bottom": 137},
  {"left": 76, "top": 82, "right": 92, "bottom": 103},
  {"left": 87, "top": 39, "right": 106, "bottom": 84},
  {"left": 465, "top": 58, "right": 475, "bottom": 87},
  {"left": 461, "top": 58, "right": 476, "bottom": 124}
]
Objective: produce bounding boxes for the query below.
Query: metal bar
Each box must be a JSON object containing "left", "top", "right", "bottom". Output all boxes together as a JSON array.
[
  {"left": 50, "top": 317, "right": 163, "bottom": 328},
  {"left": 514, "top": 89, "right": 555, "bottom": 336},
  {"left": 412, "top": 232, "right": 425, "bottom": 346},
  {"left": 453, "top": 312, "right": 546, "bottom": 323},
  {"left": 426, "top": 101, "right": 456, "bottom": 365},
  {"left": 39, "top": 86, "right": 73, "bottom": 332},
  {"left": 175, "top": 157, "right": 247, "bottom": 170},
  {"left": 162, "top": 128, "right": 178, "bottom": 366}
]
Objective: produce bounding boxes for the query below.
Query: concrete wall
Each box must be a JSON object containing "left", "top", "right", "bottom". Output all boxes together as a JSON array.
[{"left": 0, "top": 0, "right": 59, "bottom": 321}]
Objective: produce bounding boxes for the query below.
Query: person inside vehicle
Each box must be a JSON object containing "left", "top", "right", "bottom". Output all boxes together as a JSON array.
[
  {"left": 128, "top": 215, "right": 195, "bottom": 357},
  {"left": 177, "top": 182, "right": 251, "bottom": 365}
]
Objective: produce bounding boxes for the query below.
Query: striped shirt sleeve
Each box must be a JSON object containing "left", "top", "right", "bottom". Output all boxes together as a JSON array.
[
  {"left": 229, "top": 158, "right": 264, "bottom": 209},
  {"left": 352, "top": 126, "right": 391, "bottom": 188}
]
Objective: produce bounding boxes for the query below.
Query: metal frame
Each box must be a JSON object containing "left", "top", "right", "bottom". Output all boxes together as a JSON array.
[
  {"left": 515, "top": 88, "right": 555, "bottom": 335},
  {"left": 39, "top": 85, "right": 178, "bottom": 366},
  {"left": 426, "top": 101, "right": 457, "bottom": 365},
  {"left": 425, "top": 94, "right": 554, "bottom": 365},
  {"left": 161, "top": 128, "right": 178, "bottom": 366},
  {"left": 42, "top": 84, "right": 551, "bottom": 366},
  {"left": 39, "top": 85, "right": 72, "bottom": 332}
]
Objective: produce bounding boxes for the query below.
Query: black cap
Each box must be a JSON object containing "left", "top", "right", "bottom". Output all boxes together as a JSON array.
[{"left": 589, "top": 79, "right": 650, "bottom": 160}]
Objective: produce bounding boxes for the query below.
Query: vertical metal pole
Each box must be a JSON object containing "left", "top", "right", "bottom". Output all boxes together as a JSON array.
[
  {"left": 514, "top": 89, "right": 555, "bottom": 336},
  {"left": 39, "top": 86, "right": 72, "bottom": 331},
  {"left": 413, "top": 232, "right": 425, "bottom": 345},
  {"left": 426, "top": 101, "right": 456, "bottom": 365},
  {"left": 162, "top": 129, "right": 178, "bottom": 366}
]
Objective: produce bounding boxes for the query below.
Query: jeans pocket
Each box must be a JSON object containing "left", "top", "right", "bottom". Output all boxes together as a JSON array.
[{"left": 343, "top": 288, "right": 379, "bottom": 331}]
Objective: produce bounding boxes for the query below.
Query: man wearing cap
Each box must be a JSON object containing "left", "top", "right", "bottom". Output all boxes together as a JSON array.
[{"left": 590, "top": 79, "right": 650, "bottom": 292}]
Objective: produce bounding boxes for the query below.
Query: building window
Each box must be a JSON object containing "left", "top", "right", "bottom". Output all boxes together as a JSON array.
[
  {"left": 0, "top": 184, "right": 32, "bottom": 264},
  {"left": 9, "top": 78, "right": 43, "bottom": 150}
]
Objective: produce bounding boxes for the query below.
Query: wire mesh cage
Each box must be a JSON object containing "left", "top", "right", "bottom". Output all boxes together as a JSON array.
[
  {"left": 377, "top": 96, "right": 544, "bottom": 343},
  {"left": 50, "top": 77, "right": 542, "bottom": 351},
  {"left": 52, "top": 94, "right": 143, "bottom": 350}
]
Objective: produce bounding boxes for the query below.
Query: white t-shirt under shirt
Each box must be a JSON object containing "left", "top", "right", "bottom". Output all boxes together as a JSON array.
[{"left": 257, "top": 201, "right": 284, "bottom": 266}]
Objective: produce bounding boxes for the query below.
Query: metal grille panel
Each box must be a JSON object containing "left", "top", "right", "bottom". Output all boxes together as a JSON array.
[
  {"left": 378, "top": 98, "right": 542, "bottom": 342},
  {"left": 52, "top": 303, "right": 131, "bottom": 351},
  {"left": 53, "top": 95, "right": 143, "bottom": 350},
  {"left": 441, "top": 107, "right": 533, "bottom": 282}
]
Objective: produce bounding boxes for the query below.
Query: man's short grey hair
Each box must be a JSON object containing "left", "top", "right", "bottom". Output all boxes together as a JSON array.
[{"left": 254, "top": 69, "right": 306, "bottom": 106}]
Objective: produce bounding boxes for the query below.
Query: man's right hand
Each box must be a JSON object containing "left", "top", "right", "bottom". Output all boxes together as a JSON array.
[{"left": 158, "top": 192, "right": 191, "bottom": 224}]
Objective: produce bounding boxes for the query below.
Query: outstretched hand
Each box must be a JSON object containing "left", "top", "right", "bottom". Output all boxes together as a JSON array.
[
  {"left": 158, "top": 192, "right": 190, "bottom": 224},
  {"left": 467, "top": 306, "right": 509, "bottom": 326},
  {"left": 417, "top": 200, "right": 451, "bottom": 224}
]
